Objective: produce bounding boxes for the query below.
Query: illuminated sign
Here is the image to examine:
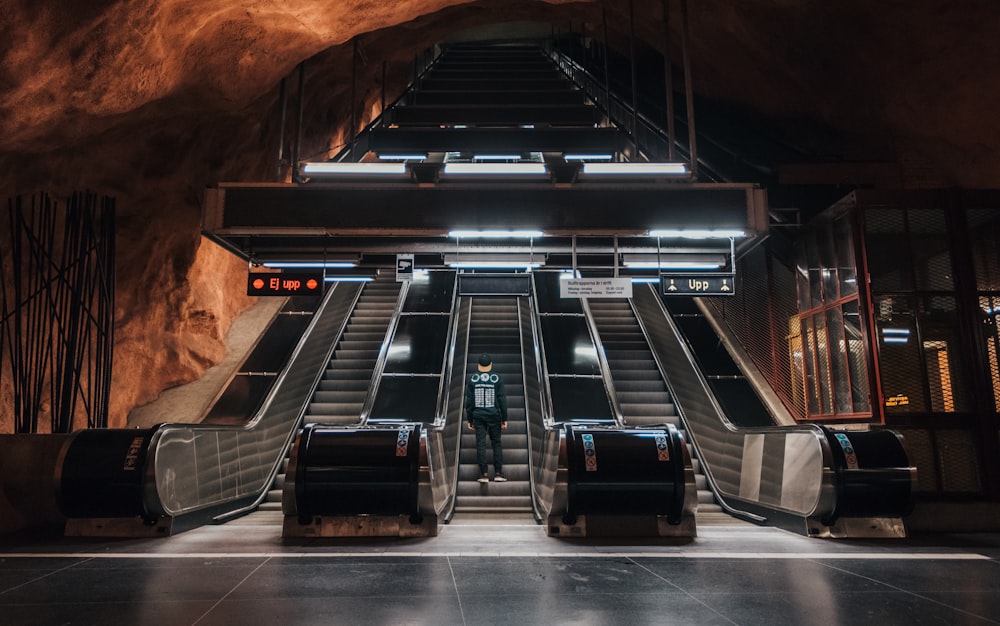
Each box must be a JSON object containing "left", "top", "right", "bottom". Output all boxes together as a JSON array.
[
  {"left": 884, "top": 394, "right": 909, "bottom": 407},
  {"left": 660, "top": 274, "right": 736, "bottom": 296},
  {"left": 248, "top": 272, "right": 323, "bottom": 296}
]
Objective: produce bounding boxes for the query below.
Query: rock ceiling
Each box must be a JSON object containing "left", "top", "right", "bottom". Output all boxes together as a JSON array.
[{"left": 0, "top": 0, "right": 997, "bottom": 429}]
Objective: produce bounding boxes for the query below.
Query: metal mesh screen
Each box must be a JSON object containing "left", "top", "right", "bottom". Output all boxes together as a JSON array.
[
  {"left": 893, "top": 427, "right": 938, "bottom": 493},
  {"left": 936, "top": 429, "right": 982, "bottom": 493},
  {"left": 982, "top": 295, "right": 1000, "bottom": 413},
  {"left": 709, "top": 244, "right": 807, "bottom": 421}
]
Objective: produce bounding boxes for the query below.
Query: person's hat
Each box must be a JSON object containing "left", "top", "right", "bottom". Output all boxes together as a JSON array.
[{"left": 477, "top": 353, "right": 493, "bottom": 372}]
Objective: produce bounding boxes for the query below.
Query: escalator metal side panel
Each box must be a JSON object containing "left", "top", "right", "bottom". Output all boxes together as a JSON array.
[
  {"left": 631, "top": 284, "right": 837, "bottom": 524},
  {"left": 519, "top": 296, "right": 553, "bottom": 520},
  {"left": 145, "top": 282, "right": 363, "bottom": 522},
  {"left": 692, "top": 297, "right": 797, "bottom": 426},
  {"left": 434, "top": 296, "right": 472, "bottom": 521}
]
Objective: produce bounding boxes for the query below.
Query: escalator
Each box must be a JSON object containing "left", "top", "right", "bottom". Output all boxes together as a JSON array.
[
  {"left": 588, "top": 299, "right": 720, "bottom": 516},
  {"left": 455, "top": 297, "right": 531, "bottom": 513},
  {"left": 630, "top": 284, "right": 915, "bottom": 537},
  {"left": 306, "top": 277, "right": 401, "bottom": 425},
  {"left": 258, "top": 275, "right": 402, "bottom": 514}
]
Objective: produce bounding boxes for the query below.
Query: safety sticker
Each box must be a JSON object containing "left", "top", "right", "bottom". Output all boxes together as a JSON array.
[
  {"left": 834, "top": 433, "right": 859, "bottom": 469},
  {"left": 582, "top": 434, "right": 597, "bottom": 472},
  {"left": 655, "top": 435, "right": 670, "bottom": 461},
  {"left": 396, "top": 428, "right": 411, "bottom": 457}
]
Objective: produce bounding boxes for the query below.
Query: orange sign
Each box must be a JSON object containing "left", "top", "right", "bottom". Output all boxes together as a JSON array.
[{"left": 247, "top": 272, "right": 324, "bottom": 296}]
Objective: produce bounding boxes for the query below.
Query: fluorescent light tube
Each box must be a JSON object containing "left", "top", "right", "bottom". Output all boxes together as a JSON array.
[
  {"left": 263, "top": 262, "right": 357, "bottom": 269},
  {"left": 583, "top": 162, "right": 687, "bottom": 175},
  {"left": 648, "top": 229, "right": 747, "bottom": 239},
  {"left": 303, "top": 162, "right": 407, "bottom": 175},
  {"left": 448, "top": 230, "right": 544, "bottom": 238},
  {"left": 443, "top": 163, "right": 547, "bottom": 175}
]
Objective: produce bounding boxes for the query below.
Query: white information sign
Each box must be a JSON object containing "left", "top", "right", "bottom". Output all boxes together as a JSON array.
[
  {"left": 559, "top": 277, "right": 633, "bottom": 299},
  {"left": 395, "top": 254, "right": 414, "bottom": 281}
]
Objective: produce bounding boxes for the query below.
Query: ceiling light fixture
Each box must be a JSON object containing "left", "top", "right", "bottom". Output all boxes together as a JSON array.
[
  {"left": 448, "top": 230, "right": 544, "bottom": 238},
  {"left": 302, "top": 162, "right": 407, "bottom": 175},
  {"left": 443, "top": 163, "right": 547, "bottom": 175},
  {"left": 582, "top": 162, "right": 687, "bottom": 175},
  {"left": 648, "top": 229, "right": 747, "bottom": 239}
]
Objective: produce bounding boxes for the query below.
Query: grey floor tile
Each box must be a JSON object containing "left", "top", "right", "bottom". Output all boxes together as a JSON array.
[{"left": 200, "top": 595, "right": 466, "bottom": 626}]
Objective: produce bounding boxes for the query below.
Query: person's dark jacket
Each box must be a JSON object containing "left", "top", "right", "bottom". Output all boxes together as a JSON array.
[{"left": 465, "top": 371, "right": 508, "bottom": 426}]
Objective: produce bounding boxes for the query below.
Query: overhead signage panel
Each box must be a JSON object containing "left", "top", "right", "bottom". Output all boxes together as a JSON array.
[
  {"left": 560, "top": 277, "right": 633, "bottom": 299},
  {"left": 396, "top": 254, "right": 414, "bottom": 282},
  {"left": 248, "top": 272, "right": 323, "bottom": 296},
  {"left": 660, "top": 274, "right": 736, "bottom": 296}
]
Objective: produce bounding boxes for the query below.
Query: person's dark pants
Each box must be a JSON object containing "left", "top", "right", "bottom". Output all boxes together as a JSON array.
[{"left": 473, "top": 416, "right": 503, "bottom": 475}]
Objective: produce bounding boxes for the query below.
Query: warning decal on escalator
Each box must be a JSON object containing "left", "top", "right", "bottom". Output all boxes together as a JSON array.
[
  {"left": 396, "top": 428, "right": 411, "bottom": 457},
  {"left": 582, "top": 434, "right": 597, "bottom": 472},
  {"left": 834, "top": 433, "right": 859, "bottom": 469},
  {"left": 655, "top": 435, "right": 670, "bottom": 461}
]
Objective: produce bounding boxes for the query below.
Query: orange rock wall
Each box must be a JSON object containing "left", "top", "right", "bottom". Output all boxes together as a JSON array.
[{"left": 1, "top": 0, "right": 997, "bottom": 430}]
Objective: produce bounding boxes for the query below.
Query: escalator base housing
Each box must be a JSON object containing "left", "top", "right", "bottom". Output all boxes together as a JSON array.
[
  {"left": 282, "top": 513, "right": 439, "bottom": 538},
  {"left": 547, "top": 513, "right": 696, "bottom": 538}
]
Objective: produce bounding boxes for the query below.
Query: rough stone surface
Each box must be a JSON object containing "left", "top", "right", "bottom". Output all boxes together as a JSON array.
[{"left": 1, "top": 0, "right": 997, "bottom": 431}]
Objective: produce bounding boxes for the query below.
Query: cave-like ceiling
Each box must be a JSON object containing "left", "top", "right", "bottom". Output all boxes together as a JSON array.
[{"left": 2, "top": 0, "right": 997, "bottom": 428}]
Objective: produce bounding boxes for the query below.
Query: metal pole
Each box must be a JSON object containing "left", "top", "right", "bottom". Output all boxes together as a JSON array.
[
  {"left": 628, "top": 0, "right": 639, "bottom": 151},
  {"left": 292, "top": 61, "right": 305, "bottom": 183},
  {"left": 350, "top": 39, "right": 358, "bottom": 161},
  {"left": 381, "top": 60, "right": 387, "bottom": 126},
  {"left": 661, "top": 0, "right": 677, "bottom": 161},
  {"left": 276, "top": 77, "right": 287, "bottom": 181},
  {"left": 680, "top": 0, "right": 698, "bottom": 177},
  {"left": 601, "top": 8, "right": 611, "bottom": 133}
]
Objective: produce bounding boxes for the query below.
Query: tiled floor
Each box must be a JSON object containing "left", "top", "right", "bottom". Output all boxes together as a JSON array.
[{"left": 1, "top": 512, "right": 998, "bottom": 625}]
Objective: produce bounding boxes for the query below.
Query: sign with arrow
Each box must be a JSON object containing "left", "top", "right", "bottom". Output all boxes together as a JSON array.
[{"left": 660, "top": 274, "right": 736, "bottom": 296}]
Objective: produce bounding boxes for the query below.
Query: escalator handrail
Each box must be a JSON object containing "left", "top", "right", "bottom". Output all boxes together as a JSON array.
[
  {"left": 144, "top": 281, "right": 362, "bottom": 519},
  {"left": 529, "top": 273, "right": 557, "bottom": 428},
  {"left": 432, "top": 272, "right": 462, "bottom": 428},
  {"left": 517, "top": 295, "right": 546, "bottom": 522},
  {"left": 579, "top": 296, "right": 625, "bottom": 428},
  {"left": 441, "top": 296, "right": 472, "bottom": 522},
  {"left": 627, "top": 288, "right": 764, "bottom": 522},
  {"left": 633, "top": 283, "right": 838, "bottom": 521},
  {"left": 359, "top": 279, "right": 410, "bottom": 424}
]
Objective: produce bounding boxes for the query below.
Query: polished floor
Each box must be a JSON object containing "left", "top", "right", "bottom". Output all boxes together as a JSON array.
[{"left": 1, "top": 512, "right": 998, "bottom": 625}]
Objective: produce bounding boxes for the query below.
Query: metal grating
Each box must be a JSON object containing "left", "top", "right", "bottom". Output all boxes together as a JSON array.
[
  {"left": 710, "top": 245, "right": 807, "bottom": 421},
  {"left": 936, "top": 429, "right": 982, "bottom": 493},
  {"left": 982, "top": 295, "right": 1000, "bottom": 412},
  {"left": 893, "top": 427, "right": 938, "bottom": 493}
]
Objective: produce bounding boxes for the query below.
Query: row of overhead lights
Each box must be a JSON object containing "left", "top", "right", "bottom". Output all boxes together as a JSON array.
[{"left": 300, "top": 161, "right": 689, "bottom": 177}]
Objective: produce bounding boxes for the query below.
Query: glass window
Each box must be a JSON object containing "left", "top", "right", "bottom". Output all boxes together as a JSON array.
[
  {"left": 908, "top": 209, "right": 953, "bottom": 291},
  {"left": 865, "top": 209, "right": 913, "bottom": 292},
  {"left": 834, "top": 213, "right": 859, "bottom": 298},
  {"left": 874, "top": 295, "right": 926, "bottom": 414},
  {"left": 919, "top": 296, "right": 969, "bottom": 412},
  {"left": 825, "top": 306, "right": 853, "bottom": 413},
  {"left": 982, "top": 295, "right": 1000, "bottom": 412},
  {"left": 842, "top": 300, "right": 871, "bottom": 413},
  {"left": 968, "top": 209, "right": 1000, "bottom": 291}
]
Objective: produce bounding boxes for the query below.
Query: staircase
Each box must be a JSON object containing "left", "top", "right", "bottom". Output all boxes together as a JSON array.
[
  {"left": 455, "top": 297, "right": 532, "bottom": 513},
  {"left": 588, "top": 298, "right": 720, "bottom": 514},
  {"left": 258, "top": 275, "right": 401, "bottom": 512}
]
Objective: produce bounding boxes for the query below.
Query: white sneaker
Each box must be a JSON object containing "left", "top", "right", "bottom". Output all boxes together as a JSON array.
[
  {"left": 478, "top": 474, "right": 489, "bottom": 483},
  {"left": 493, "top": 474, "right": 508, "bottom": 482}
]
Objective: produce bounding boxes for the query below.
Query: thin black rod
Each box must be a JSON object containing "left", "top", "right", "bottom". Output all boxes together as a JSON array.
[
  {"left": 292, "top": 61, "right": 306, "bottom": 183},
  {"left": 276, "top": 77, "right": 287, "bottom": 181},
  {"left": 628, "top": 0, "right": 639, "bottom": 151},
  {"left": 601, "top": 8, "right": 611, "bottom": 134},
  {"left": 381, "top": 60, "right": 387, "bottom": 126},
  {"left": 680, "top": 0, "right": 698, "bottom": 177},
  {"left": 661, "top": 0, "right": 677, "bottom": 161},
  {"left": 350, "top": 39, "right": 358, "bottom": 161}
]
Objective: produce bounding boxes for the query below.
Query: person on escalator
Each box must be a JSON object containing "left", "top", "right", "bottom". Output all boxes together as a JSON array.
[{"left": 465, "top": 353, "right": 509, "bottom": 483}]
